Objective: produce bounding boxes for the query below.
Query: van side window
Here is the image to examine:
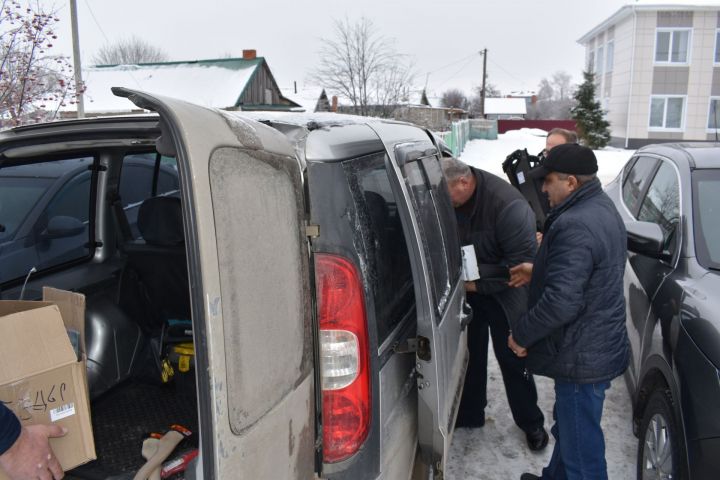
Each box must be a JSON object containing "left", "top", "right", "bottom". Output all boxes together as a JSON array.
[
  {"left": 120, "top": 153, "right": 179, "bottom": 239},
  {"left": 0, "top": 156, "right": 94, "bottom": 285},
  {"left": 402, "top": 154, "right": 462, "bottom": 318},
  {"left": 352, "top": 154, "right": 416, "bottom": 344}
]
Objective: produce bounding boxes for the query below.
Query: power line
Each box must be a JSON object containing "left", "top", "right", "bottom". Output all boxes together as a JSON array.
[
  {"left": 82, "top": 0, "right": 110, "bottom": 44},
  {"left": 432, "top": 55, "right": 478, "bottom": 90},
  {"left": 487, "top": 57, "right": 530, "bottom": 90},
  {"left": 425, "top": 51, "right": 480, "bottom": 75}
]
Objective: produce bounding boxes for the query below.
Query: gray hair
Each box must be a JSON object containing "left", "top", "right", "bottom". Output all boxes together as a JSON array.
[
  {"left": 547, "top": 128, "right": 578, "bottom": 144},
  {"left": 556, "top": 172, "right": 597, "bottom": 185},
  {"left": 441, "top": 157, "right": 472, "bottom": 182}
]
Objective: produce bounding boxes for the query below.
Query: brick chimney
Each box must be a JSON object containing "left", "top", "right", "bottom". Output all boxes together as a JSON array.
[
  {"left": 242, "top": 49, "right": 257, "bottom": 60},
  {"left": 331, "top": 96, "right": 338, "bottom": 112}
]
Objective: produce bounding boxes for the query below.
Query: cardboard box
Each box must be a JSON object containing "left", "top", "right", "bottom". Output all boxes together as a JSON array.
[{"left": 0, "top": 288, "right": 95, "bottom": 476}]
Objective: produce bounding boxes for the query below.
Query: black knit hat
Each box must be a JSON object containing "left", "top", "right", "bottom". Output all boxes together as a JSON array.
[{"left": 528, "top": 143, "right": 598, "bottom": 179}]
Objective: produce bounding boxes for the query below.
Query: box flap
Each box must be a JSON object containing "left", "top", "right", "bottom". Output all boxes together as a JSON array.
[
  {"left": 43, "top": 287, "right": 86, "bottom": 356},
  {"left": 0, "top": 305, "right": 77, "bottom": 384}
]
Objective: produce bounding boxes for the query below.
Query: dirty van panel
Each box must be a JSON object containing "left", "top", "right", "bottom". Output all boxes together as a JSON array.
[
  {"left": 209, "top": 147, "right": 313, "bottom": 432},
  {"left": 209, "top": 148, "right": 315, "bottom": 478},
  {"left": 114, "top": 88, "right": 316, "bottom": 479},
  {"left": 367, "top": 123, "right": 468, "bottom": 475}
]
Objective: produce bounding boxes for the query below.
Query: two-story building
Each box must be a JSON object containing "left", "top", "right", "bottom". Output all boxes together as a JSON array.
[{"left": 579, "top": 3, "right": 720, "bottom": 148}]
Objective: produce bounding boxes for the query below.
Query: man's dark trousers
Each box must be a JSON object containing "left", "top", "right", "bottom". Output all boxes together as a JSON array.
[{"left": 457, "top": 293, "right": 544, "bottom": 432}]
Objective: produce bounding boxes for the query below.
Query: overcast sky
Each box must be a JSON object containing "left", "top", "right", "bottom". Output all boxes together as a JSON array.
[{"left": 46, "top": 0, "right": 717, "bottom": 100}]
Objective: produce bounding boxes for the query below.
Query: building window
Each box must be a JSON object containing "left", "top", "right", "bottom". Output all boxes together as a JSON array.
[
  {"left": 595, "top": 45, "right": 605, "bottom": 75},
  {"left": 588, "top": 49, "right": 595, "bottom": 72},
  {"left": 649, "top": 96, "right": 685, "bottom": 130},
  {"left": 655, "top": 28, "right": 691, "bottom": 64},
  {"left": 606, "top": 41, "right": 614, "bottom": 73},
  {"left": 715, "top": 29, "right": 719, "bottom": 64},
  {"left": 708, "top": 97, "right": 720, "bottom": 131}
]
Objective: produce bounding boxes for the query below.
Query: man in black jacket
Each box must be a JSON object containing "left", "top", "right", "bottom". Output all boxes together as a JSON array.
[
  {"left": 508, "top": 143, "right": 629, "bottom": 480},
  {"left": 442, "top": 157, "right": 548, "bottom": 451}
]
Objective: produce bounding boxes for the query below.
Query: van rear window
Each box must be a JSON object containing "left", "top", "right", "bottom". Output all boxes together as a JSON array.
[{"left": 351, "top": 154, "right": 416, "bottom": 345}]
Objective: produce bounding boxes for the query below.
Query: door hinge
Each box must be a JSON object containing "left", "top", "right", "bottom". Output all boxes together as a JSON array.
[
  {"left": 305, "top": 224, "right": 320, "bottom": 238},
  {"left": 393, "top": 336, "right": 431, "bottom": 362}
]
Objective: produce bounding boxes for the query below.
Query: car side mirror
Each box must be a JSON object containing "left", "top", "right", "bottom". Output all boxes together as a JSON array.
[
  {"left": 44, "top": 215, "right": 85, "bottom": 239},
  {"left": 626, "top": 221, "right": 665, "bottom": 259}
]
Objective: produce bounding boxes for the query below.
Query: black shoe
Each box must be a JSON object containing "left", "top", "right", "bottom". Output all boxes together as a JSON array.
[
  {"left": 525, "top": 426, "right": 549, "bottom": 451},
  {"left": 520, "top": 474, "right": 540, "bottom": 480},
  {"left": 454, "top": 410, "right": 485, "bottom": 429}
]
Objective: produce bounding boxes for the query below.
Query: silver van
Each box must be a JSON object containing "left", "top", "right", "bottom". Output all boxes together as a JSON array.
[{"left": 0, "top": 89, "right": 469, "bottom": 479}]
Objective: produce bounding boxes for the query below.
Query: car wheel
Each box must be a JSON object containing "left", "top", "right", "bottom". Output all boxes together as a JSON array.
[{"left": 637, "top": 389, "right": 687, "bottom": 480}]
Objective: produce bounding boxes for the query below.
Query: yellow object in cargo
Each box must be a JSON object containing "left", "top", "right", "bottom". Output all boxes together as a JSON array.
[{"left": 173, "top": 343, "right": 194, "bottom": 373}]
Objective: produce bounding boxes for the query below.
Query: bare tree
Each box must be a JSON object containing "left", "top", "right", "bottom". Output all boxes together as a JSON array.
[
  {"left": 440, "top": 88, "right": 468, "bottom": 109},
  {"left": 527, "top": 71, "right": 577, "bottom": 120},
  {"left": 1, "top": 0, "right": 80, "bottom": 127},
  {"left": 551, "top": 71, "right": 573, "bottom": 101},
  {"left": 312, "top": 17, "right": 415, "bottom": 116},
  {"left": 93, "top": 35, "right": 168, "bottom": 65},
  {"left": 536, "top": 78, "right": 554, "bottom": 101}
]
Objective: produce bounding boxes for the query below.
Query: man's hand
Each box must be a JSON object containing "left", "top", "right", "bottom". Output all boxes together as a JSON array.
[
  {"left": 0, "top": 424, "right": 67, "bottom": 480},
  {"left": 508, "top": 262, "right": 533, "bottom": 288},
  {"left": 508, "top": 334, "right": 528, "bottom": 358},
  {"left": 536, "top": 232, "right": 543, "bottom": 246},
  {"left": 464, "top": 281, "right": 477, "bottom": 293}
]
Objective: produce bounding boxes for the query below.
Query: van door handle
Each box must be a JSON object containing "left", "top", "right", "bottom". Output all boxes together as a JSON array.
[{"left": 460, "top": 302, "right": 473, "bottom": 330}]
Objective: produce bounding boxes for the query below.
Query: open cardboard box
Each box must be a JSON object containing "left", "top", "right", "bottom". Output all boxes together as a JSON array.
[{"left": 0, "top": 288, "right": 95, "bottom": 477}]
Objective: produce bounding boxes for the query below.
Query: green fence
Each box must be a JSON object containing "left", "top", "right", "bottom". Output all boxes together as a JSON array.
[{"left": 438, "top": 119, "right": 497, "bottom": 157}]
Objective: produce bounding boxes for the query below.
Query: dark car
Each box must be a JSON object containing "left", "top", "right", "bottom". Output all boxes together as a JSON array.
[
  {"left": 605, "top": 143, "right": 720, "bottom": 479},
  {"left": 0, "top": 155, "right": 179, "bottom": 285},
  {"left": 0, "top": 91, "right": 468, "bottom": 480}
]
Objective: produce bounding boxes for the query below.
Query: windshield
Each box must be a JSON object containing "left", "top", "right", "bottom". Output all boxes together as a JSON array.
[{"left": 692, "top": 168, "right": 720, "bottom": 270}]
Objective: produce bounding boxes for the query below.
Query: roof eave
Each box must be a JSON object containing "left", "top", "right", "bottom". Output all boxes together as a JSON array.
[
  {"left": 577, "top": 5, "right": 633, "bottom": 44},
  {"left": 578, "top": 4, "right": 720, "bottom": 45}
]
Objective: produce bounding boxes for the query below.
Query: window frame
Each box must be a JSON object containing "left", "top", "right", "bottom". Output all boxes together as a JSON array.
[
  {"left": 637, "top": 160, "right": 681, "bottom": 260},
  {"left": 606, "top": 40, "right": 615, "bottom": 73},
  {"left": 622, "top": 156, "right": 660, "bottom": 218},
  {"left": 595, "top": 44, "right": 605, "bottom": 76},
  {"left": 708, "top": 97, "right": 720, "bottom": 132},
  {"left": 654, "top": 28, "right": 692, "bottom": 65},
  {"left": 648, "top": 95, "right": 687, "bottom": 131},
  {"left": 587, "top": 48, "right": 595, "bottom": 72}
]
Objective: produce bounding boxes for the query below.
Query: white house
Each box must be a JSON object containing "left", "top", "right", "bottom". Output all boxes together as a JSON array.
[
  {"left": 578, "top": 2, "right": 720, "bottom": 148},
  {"left": 483, "top": 97, "right": 528, "bottom": 120}
]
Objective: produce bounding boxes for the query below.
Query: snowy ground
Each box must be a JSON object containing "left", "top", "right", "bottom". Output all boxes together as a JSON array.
[{"left": 445, "top": 131, "right": 637, "bottom": 479}]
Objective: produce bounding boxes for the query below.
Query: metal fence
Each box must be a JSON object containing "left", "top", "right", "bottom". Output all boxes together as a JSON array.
[{"left": 438, "top": 119, "right": 499, "bottom": 157}]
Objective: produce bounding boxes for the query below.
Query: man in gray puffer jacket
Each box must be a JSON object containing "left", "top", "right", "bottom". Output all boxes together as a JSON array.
[{"left": 507, "top": 143, "right": 629, "bottom": 480}]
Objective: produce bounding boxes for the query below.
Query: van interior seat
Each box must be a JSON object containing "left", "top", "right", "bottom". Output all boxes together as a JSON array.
[{"left": 119, "top": 196, "right": 191, "bottom": 334}]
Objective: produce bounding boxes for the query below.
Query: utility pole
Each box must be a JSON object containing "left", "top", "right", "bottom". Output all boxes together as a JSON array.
[
  {"left": 479, "top": 48, "right": 487, "bottom": 118},
  {"left": 69, "top": 0, "right": 84, "bottom": 118}
]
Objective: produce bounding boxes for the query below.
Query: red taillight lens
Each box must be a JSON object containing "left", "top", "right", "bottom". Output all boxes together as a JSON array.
[{"left": 315, "top": 254, "right": 371, "bottom": 464}]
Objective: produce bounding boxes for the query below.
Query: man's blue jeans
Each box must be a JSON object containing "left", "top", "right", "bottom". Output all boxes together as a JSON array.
[{"left": 541, "top": 380, "right": 610, "bottom": 480}]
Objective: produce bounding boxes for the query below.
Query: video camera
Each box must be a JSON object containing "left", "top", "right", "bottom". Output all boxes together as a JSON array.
[{"left": 502, "top": 148, "right": 550, "bottom": 231}]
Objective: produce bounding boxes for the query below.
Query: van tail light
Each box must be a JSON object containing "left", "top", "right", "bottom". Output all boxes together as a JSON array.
[{"left": 315, "top": 253, "right": 371, "bottom": 464}]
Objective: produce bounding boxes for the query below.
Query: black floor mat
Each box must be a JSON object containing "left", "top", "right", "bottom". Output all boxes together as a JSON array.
[{"left": 68, "top": 376, "right": 197, "bottom": 479}]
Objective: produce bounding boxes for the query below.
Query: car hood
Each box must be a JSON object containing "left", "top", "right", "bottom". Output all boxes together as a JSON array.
[{"left": 681, "top": 269, "right": 720, "bottom": 370}]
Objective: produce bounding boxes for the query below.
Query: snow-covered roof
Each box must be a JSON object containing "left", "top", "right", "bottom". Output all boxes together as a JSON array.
[
  {"left": 484, "top": 98, "right": 527, "bottom": 115},
  {"left": 578, "top": 2, "right": 720, "bottom": 44},
  {"left": 71, "top": 58, "right": 263, "bottom": 113},
  {"left": 281, "top": 85, "right": 327, "bottom": 112}
]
